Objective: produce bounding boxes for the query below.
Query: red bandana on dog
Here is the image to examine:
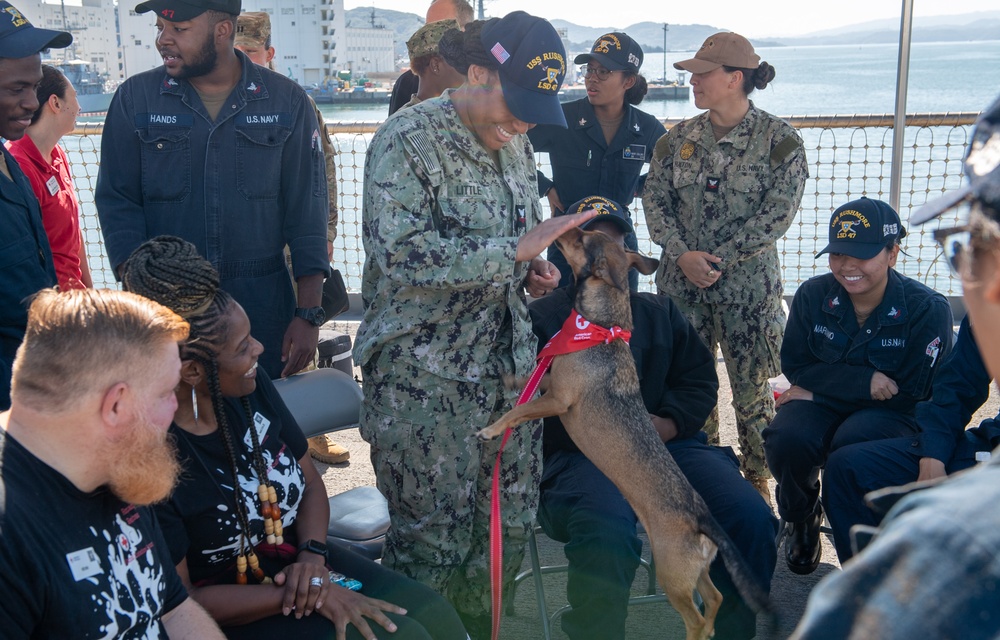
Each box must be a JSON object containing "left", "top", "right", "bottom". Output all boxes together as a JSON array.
[{"left": 538, "top": 309, "right": 631, "bottom": 360}]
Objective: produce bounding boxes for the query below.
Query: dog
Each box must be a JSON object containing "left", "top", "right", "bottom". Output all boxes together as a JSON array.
[{"left": 477, "top": 226, "right": 771, "bottom": 640}]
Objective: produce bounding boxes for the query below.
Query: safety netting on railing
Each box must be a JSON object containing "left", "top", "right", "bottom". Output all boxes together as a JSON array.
[{"left": 68, "top": 112, "right": 978, "bottom": 297}]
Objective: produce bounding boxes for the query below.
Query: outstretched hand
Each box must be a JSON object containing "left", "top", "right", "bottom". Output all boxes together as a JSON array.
[{"left": 515, "top": 210, "right": 598, "bottom": 263}]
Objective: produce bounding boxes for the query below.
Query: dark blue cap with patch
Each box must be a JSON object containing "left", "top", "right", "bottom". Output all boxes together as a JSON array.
[
  {"left": 575, "top": 32, "right": 643, "bottom": 74},
  {"left": 912, "top": 93, "right": 1000, "bottom": 224},
  {"left": 480, "top": 11, "right": 567, "bottom": 128},
  {"left": 0, "top": 1, "right": 71, "bottom": 58},
  {"left": 817, "top": 197, "right": 905, "bottom": 260},
  {"left": 567, "top": 195, "right": 634, "bottom": 235}
]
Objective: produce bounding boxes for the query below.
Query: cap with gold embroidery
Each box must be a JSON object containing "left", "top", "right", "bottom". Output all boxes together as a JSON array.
[
  {"left": 574, "top": 32, "right": 643, "bottom": 74},
  {"left": 479, "top": 11, "right": 566, "bottom": 128},
  {"left": 0, "top": 1, "right": 71, "bottom": 58},
  {"left": 569, "top": 196, "right": 634, "bottom": 235},
  {"left": 817, "top": 197, "right": 905, "bottom": 260}
]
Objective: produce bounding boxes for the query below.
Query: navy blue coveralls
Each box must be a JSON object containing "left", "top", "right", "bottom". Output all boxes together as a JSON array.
[
  {"left": 96, "top": 51, "right": 329, "bottom": 378},
  {"left": 763, "top": 270, "right": 954, "bottom": 526},
  {"left": 528, "top": 99, "right": 666, "bottom": 289},
  {"left": 823, "top": 315, "right": 1000, "bottom": 561},
  {"left": 0, "top": 145, "right": 57, "bottom": 410},
  {"left": 530, "top": 287, "right": 777, "bottom": 640}
]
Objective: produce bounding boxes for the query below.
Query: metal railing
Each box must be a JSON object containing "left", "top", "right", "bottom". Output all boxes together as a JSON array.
[{"left": 68, "top": 112, "right": 978, "bottom": 297}]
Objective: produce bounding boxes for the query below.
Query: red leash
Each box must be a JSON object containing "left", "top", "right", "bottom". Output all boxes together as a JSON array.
[{"left": 489, "top": 311, "right": 629, "bottom": 640}]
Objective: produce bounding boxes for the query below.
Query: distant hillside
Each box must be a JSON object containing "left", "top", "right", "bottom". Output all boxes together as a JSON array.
[
  {"left": 345, "top": 7, "right": 423, "bottom": 60},
  {"left": 348, "top": 8, "right": 1000, "bottom": 67}
]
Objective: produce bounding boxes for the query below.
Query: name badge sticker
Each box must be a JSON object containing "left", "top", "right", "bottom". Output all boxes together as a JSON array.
[
  {"left": 46, "top": 175, "right": 59, "bottom": 196},
  {"left": 244, "top": 412, "right": 271, "bottom": 449},
  {"left": 66, "top": 547, "right": 102, "bottom": 581},
  {"left": 622, "top": 144, "right": 646, "bottom": 161}
]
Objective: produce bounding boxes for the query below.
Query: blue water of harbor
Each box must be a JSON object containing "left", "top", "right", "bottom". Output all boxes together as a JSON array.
[
  {"left": 74, "top": 40, "right": 1000, "bottom": 292},
  {"left": 316, "top": 40, "right": 1000, "bottom": 121}
]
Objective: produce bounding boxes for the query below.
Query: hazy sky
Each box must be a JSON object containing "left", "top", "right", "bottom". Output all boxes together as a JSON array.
[{"left": 344, "top": 0, "right": 999, "bottom": 38}]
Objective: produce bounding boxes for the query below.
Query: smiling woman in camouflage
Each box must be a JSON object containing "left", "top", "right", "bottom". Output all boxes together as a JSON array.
[
  {"left": 642, "top": 32, "right": 808, "bottom": 502},
  {"left": 354, "top": 11, "right": 595, "bottom": 638}
]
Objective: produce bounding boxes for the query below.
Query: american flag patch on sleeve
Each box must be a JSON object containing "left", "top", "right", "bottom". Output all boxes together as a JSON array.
[{"left": 491, "top": 42, "right": 510, "bottom": 64}]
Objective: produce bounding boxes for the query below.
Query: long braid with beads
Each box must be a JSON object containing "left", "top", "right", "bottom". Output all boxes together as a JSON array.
[{"left": 123, "top": 235, "right": 283, "bottom": 584}]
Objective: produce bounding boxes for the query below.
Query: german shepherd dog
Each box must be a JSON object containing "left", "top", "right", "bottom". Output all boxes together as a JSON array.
[{"left": 477, "top": 227, "right": 771, "bottom": 640}]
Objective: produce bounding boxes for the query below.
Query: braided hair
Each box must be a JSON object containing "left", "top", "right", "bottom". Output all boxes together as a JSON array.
[
  {"left": 123, "top": 235, "right": 277, "bottom": 581},
  {"left": 438, "top": 20, "right": 496, "bottom": 76}
]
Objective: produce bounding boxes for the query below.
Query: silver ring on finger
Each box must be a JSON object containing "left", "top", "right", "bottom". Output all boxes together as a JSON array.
[{"left": 310, "top": 576, "right": 324, "bottom": 588}]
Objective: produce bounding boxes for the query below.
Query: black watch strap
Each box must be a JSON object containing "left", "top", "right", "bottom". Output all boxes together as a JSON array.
[
  {"left": 294, "top": 306, "right": 326, "bottom": 327},
  {"left": 297, "top": 539, "right": 328, "bottom": 556}
]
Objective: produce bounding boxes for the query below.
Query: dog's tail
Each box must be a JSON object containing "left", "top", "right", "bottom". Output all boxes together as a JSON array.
[{"left": 701, "top": 516, "right": 778, "bottom": 625}]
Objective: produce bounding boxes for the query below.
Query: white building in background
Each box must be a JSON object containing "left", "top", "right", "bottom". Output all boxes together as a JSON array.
[
  {"left": 118, "top": 5, "right": 166, "bottom": 78},
  {"left": 241, "top": 0, "right": 344, "bottom": 85},
  {"left": 17, "top": 0, "right": 117, "bottom": 80},
  {"left": 23, "top": 0, "right": 365, "bottom": 88},
  {"left": 344, "top": 24, "right": 393, "bottom": 76}
]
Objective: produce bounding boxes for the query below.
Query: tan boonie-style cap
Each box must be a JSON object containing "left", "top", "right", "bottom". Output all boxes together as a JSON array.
[
  {"left": 673, "top": 32, "right": 759, "bottom": 74},
  {"left": 406, "top": 19, "right": 458, "bottom": 62},
  {"left": 236, "top": 11, "right": 270, "bottom": 48}
]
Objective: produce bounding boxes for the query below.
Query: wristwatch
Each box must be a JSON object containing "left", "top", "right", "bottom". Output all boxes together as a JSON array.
[
  {"left": 294, "top": 306, "right": 326, "bottom": 327},
  {"left": 297, "top": 539, "right": 328, "bottom": 557}
]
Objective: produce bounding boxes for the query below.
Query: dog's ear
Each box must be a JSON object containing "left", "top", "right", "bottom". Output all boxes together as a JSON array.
[
  {"left": 626, "top": 251, "right": 660, "bottom": 276},
  {"left": 558, "top": 227, "right": 584, "bottom": 247},
  {"left": 592, "top": 256, "right": 629, "bottom": 290}
]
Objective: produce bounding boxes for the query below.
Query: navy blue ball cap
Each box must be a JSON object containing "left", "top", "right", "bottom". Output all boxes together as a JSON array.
[
  {"left": 568, "top": 196, "right": 634, "bottom": 235},
  {"left": 0, "top": 1, "right": 71, "bottom": 58},
  {"left": 574, "top": 32, "right": 643, "bottom": 74},
  {"left": 912, "top": 93, "right": 1000, "bottom": 225},
  {"left": 135, "top": 0, "right": 241, "bottom": 22},
  {"left": 480, "top": 11, "right": 567, "bottom": 128},
  {"left": 817, "top": 197, "right": 905, "bottom": 260}
]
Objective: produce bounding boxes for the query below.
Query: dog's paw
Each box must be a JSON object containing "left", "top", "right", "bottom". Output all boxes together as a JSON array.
[{"left": 475, "top": 428, "right": 496, "bottom": 441}]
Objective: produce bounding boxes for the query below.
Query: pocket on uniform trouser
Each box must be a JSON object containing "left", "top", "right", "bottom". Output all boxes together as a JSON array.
[{"left": 753, "top": 302, "right": 785, "bottom": 382}]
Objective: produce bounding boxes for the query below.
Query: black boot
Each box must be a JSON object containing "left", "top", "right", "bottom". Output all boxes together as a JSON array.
[{"left": 785, "top": 504, "right": 823, "bottom": 575}]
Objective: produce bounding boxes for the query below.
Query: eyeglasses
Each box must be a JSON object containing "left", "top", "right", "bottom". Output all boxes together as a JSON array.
[
  {"left": 933, "top": 224, "right": 972, "bottom": 276},
  {"left": 580, "top": 65, "right": 617, "bottom": 81}
]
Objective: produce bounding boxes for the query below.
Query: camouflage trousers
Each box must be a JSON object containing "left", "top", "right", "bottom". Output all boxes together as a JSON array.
[
  {"left": 360, "top": 358, "right": 541, "bottom": 624},
  {"left": 670, "top": 295, "right": 784, "bottom": 480}
]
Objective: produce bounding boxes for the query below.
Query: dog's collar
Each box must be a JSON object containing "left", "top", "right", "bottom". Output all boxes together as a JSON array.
[{"left": 538, "top": 309, "right": 630, "bottom": 361}]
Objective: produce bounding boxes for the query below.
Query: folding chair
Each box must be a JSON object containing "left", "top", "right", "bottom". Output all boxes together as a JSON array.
[{"left": 273, "top": 368, "right": 389, "bottom": 560}]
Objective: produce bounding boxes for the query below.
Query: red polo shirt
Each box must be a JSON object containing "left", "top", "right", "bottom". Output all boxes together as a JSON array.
[{"left": 6, "top": 136, "right": 85, "bottom": 290}]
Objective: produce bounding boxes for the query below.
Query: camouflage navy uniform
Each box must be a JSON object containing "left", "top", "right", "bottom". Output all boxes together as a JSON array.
[
  {"left": 642, "top": 102, "right": 808, "bottom": 481},
  {"left": 354, "top": 90, "right": 542, "bottom": 626}
]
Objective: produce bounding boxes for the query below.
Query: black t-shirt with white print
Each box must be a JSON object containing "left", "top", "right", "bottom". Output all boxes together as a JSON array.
[
  {"left": 155, "top": 371, "right": 309, "bottom": 584},
  {"left": 0, "top": 430, "right": 187, "bottom": 638}
]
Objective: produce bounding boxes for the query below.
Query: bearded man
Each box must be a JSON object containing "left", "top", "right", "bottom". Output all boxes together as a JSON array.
[
  {"left": 0, "top": 288, "right": 225, "bottom": 638},
  {"left": 96, "top": 0, "right": 329, "bottom": 381}
]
